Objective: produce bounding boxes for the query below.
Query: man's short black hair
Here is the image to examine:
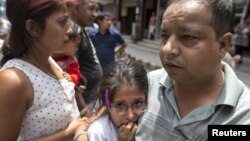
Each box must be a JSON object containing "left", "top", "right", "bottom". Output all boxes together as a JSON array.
[
  {"left": 95, "top": 11, "right": 112, "bottom": 25},
  {"left": 168, "top": 0, "right": 234, "bottom": 38}
]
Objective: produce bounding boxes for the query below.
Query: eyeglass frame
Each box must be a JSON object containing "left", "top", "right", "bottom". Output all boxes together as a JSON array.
[{"left": 109, "top": 99, "right": 147, "bottom": 115}]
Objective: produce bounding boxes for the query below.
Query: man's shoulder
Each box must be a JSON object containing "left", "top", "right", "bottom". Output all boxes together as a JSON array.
[
  {"left": 109, "top": 27, "right": 120, "bottom": 35},
  {"left": 147, "top": 68, "right": 168, "bottom": 85},
  {"left": 86, "top": 27, "right": 98, "bottom": 35},
  {"left": 148, "top": 68, "right": 166, "bottom": 78},
  {"left": 240, "top": 86, "right": 250, "bottom": 100}
]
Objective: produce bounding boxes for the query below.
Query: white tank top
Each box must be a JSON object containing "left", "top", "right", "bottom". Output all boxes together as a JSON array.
[{"left": 1, "top": 59, "right": 80, "bottom": 140}]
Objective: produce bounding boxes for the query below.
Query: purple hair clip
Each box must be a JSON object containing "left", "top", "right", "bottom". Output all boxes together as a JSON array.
[{"left": 105, "top": 89, "right": 110, "bottom": 109}]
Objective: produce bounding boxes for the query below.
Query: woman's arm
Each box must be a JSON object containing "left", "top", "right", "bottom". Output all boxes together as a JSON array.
[
  {"left": 0, "top": 68, "right": 33, "bottom": 141},
  {"left": 26, "top": 118, "right": 87, "bottom": 141},
  {"left": 0, "top": 68, "right": 87, "bottom": 141}
]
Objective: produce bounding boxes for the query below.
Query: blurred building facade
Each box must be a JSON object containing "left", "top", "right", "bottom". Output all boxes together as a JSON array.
[{"left": 97, "top": 0, "right": 250, "bottom": 40}]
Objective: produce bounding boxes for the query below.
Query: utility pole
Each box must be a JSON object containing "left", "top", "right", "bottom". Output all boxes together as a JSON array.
[
  {"left": 114, "top": 0, "right": 121, "bottom": 21},
  {"left": 135, "top": 0, "right": 145, "bottom": 41}
]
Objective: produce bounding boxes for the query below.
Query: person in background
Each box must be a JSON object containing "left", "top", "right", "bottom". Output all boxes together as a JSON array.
[
  {"left": 233, "top": 15, "right": 250, "bottom": 63},
  {"left": 223, "top": 51, "right": 241, "bottom": 70},
  {"left": 0, "top": 0, "right": 88, "bottom": 140},
  {"left": 75, "top": 58, "right": 148, "bottom": 141},
  {"left": 148, "top": 12, "right": 156, "bottom": 40},
  {"left": 109, "top": 17, "right": 128, "bottom": 61},
  {"left": 0, "top": 18, "right": 10, "bottom": 40},
  {"left": 111, "top": 17, "right": 120, "bottom": 32},
  {"left": 66, "top": 0, "right": 102, "bottom": 107},
  {"left": 136, "top": 0, "right": 250, "bottom": 140},
  {"left": 0, "top": 18, "right": 11, "bottom": 61},
  {"left": 52, "top": 20, "right": 87, "bottom": 113},
  {"left": 89, "top": 12, "right": 127, "bottom": 71}
]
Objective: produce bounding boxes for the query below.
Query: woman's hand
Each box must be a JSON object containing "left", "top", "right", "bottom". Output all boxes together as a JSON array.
[
  {"left": 64, "top": 117, "right": 89, "bottom": 139},
  {"left": 77, "top": 106, "right": 107, "bottom": 131},
  {"left": 74, "top": 107, "right": 106, "bottom": 141}
]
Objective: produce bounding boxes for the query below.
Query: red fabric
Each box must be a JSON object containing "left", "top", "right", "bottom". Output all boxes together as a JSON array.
[
  {"left": 67, "top": 57, "right": 82, "bottom": 85},
  {"left": 53, "top": 56, "right": 83, "bottom": 86},
  {"left": 27, "top": 0, "right": 58, "bottom": 17}
]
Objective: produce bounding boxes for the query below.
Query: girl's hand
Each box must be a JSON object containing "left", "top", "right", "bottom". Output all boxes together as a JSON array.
[
  {"left": 75, "top": 85, "right": 86, "bottom": 94},
  {"left": 118, "top": 122, "right": 138, "bottom": 141},
  {"left": 62, "top": 72, "right": 71, "bottom": 81}
]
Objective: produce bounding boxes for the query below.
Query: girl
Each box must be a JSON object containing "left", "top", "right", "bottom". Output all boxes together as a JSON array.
[
  {"left": 74, "top": 58, "right": 148, "bottom": 141},
  {"left": 52, "top": 21, "right": 83, "bottom": 87},
  {"left": 52, "top": 21, "right": 87, "bottom": 112}
]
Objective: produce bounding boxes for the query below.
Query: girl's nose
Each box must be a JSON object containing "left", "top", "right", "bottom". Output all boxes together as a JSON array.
[
  {"left": 126, "top": 108, "right": 136, "bottom": 121},
  {"left": 67, "top": 27, "right": 73, "bottom": 35}
]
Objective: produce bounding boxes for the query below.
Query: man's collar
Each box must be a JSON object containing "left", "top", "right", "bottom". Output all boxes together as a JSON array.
[{"left": 214, "top": 62, "right": 245, "bottom": 108}]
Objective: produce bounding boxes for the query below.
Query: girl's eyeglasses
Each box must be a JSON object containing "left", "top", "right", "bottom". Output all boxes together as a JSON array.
[{"left": 109, "top": 100, "right": 146, "bottom": 116}]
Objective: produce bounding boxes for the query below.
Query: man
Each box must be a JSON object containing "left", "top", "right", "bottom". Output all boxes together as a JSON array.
[
  {"left": 67, "top": 0, "right": 102, "bottom": 105},
  {"left": 136, "top": 0, "right": 250, "bottom": 141},
  {"left": 88, "top": 12, "right": 127, "bottom": 70}
]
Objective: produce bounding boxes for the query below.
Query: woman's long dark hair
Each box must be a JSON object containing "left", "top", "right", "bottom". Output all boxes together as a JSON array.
[{"left": 1, "top": 0, "right": 63, "bottom": 66}]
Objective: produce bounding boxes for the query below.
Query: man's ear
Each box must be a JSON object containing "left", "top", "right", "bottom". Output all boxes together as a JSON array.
[
  {"left": 25, "top": 19, "right": 40, "bottom": 38},
  {"left": 218, "top": 32, "right": 232, "bottom": 59}
]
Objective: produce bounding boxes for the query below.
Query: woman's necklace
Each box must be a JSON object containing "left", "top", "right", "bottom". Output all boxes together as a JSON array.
[
  {"left": 22, "top": 54, "right": 71, "bottom": 102},
  {"left": 22, "top": 54, "right": 57, "bottom": 79}
]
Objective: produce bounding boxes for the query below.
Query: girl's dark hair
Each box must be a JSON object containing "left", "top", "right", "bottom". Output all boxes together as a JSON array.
[
  {"left": 68, "top": 20, "right": 82, "bottom": 41},
  {"left": 1, "top": 0, "right": 64, "bottom": 66},
  {"left": 95, "top": 58, "right": 148, "bottom": 108}
]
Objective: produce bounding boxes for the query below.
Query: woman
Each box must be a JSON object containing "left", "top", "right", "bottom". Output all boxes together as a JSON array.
[{"left": 0, "top": 0, "right": 89, "bottom": 140}]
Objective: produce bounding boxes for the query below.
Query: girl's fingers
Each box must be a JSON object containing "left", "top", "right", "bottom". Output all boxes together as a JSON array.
[
  {"left": 118, "top": 124, "right": 126, "bottom": 132},
  {"left": 131, "top": 124, "right": 138, "bottom": 135},
  {"left": 119, "top": 122, "right": 135, "bottom": 133},
  {"left": 124, "top": 122, "right": 134, "bottom": 132}
]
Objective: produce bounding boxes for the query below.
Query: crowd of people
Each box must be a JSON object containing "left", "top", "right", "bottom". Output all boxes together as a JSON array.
[{"left": 0, "top": 0, "right": 249, "bottom": 141}]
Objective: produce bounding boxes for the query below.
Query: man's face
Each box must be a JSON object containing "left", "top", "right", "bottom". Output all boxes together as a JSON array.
[
  {"left": 74, "top": 0, "right": 98, "bottom": 27},
  {"left": 159, "top": 1, "right": 227, "bottom": 83},
  {"left": 100, "top": 16, "right": 112, "bottom": 31}
]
